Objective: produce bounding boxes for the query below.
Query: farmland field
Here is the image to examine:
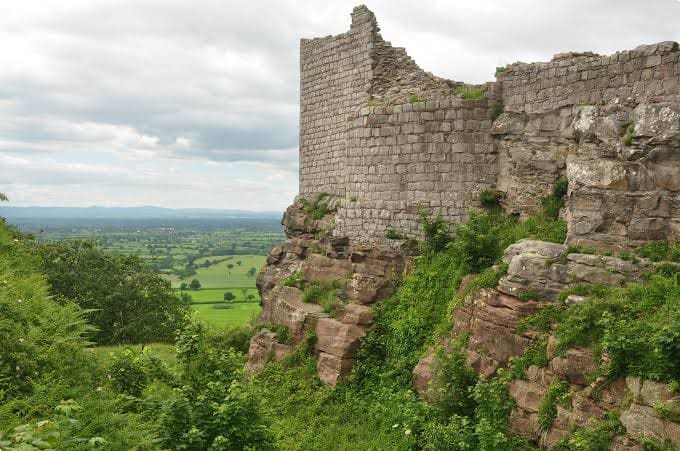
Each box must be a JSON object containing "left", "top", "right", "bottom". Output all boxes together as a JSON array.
[
  {"left": 11, "top": 215, "right": 281, "bottom": 327},
  {"left": 174, "top": 255, "right": 266, "bottom": 289},
  {"left": 191, "top": 302, "right": 261, "bottom": 326}
]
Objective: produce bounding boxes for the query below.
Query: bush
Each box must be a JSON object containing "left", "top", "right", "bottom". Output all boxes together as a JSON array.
[
  {"left": 282, "top": 271, "right": 304, "bottom": 289},
  {"left": 34, "top": 240, "right": 191, "bottom": 345},
  {"left": 479, "top": 189, "right": 505, "bottom": 208},
  {"left": 420, "top": 211, "right": 451, "bottom": 253},
  {"left": 300, "top": 192, "right": 335, "bottom": 220},
  {"left": 106, "top": 349, "right": 149, "bottom": 397}
]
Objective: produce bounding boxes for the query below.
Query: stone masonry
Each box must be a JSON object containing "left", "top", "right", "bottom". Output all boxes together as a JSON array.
[{"left": 299, "top": 5, "right": 680, "bottom": 249}]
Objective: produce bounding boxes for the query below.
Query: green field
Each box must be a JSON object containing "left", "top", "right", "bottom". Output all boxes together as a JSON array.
[
  {"left": 175, "top": 255, "right": 266, "bottom": 326},
  {"left": 192, "top": 302, "right": 261, "bottom": 326},
  {"left": 174, "top": 255, "right": 266, "bottom": 289},
  {"left": 183, "top": 287, "right": 259, "bottom": 303}
]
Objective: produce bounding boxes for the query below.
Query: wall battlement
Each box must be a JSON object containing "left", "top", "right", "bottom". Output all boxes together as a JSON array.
[{"left": 299, "top": 5, "right": 680, "bottom": 249}]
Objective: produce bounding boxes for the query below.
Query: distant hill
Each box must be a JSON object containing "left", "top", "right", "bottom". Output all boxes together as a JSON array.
[{"left": 0, "top": 206, "right": 282, "bottom": 220}]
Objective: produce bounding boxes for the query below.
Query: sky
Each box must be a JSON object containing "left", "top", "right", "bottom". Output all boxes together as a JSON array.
[{"left": 1, "top": 0, "right": 679, "bottom": 211}]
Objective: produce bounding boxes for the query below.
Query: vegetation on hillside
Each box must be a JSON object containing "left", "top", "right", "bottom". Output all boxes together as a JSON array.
[{"left": 2, "top": 177, "right": 678, "bottom": 450}]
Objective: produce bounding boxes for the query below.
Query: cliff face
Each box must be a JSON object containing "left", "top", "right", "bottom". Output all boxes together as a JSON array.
[
  {"left": 248, "top": 5, "right": 679, "bottom": 448},
  {"left": 248, "top": 198, "right": 411, "bottom": 385}
]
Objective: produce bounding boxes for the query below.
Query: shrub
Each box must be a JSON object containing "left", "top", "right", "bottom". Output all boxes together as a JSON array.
[
  {"left": 479, "top": 189, "right": 505, "bottom": 208},
  {"left": 490, "top": 100, "right": 504, "bottom": 120},
  {"left": 420, "top": 211, "right": 451, "bottom": 253},
  {"left": 106, "top": 349, "right": 149, "bottom": 397},
  {"left": 282, "top": 271, "right": 304, "bottom": 289},
  {"left": 386, "top": 229, "right": 406, "bottom": 240},
  {"left": 302, "top": 281, "right": 344, "bottom": 317},
  {"left": 554, "top": 413, "right": 624, "bottom": 451},
  {"left": 541, "top": 178, "right": 568, "bottom": 220},
  {"left": 537, "top": 381, "right": 570, "bottom": 431},
  {"left": 300, "top": 192, "right": 335, "bottom": 220},
  {"left": 432, "top": 343, "right": 478, "bottom": 418}
]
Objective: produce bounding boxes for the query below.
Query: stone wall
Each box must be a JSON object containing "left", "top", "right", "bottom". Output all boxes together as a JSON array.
[
  {"left": 498, "top": 42, "right": 680, "bottom": 115},
  {"left": 299, "top": 5, "right": 680, "bottom": 250},
  {"left": 337, "top": 96, "right": 498, "bottom": 241}
]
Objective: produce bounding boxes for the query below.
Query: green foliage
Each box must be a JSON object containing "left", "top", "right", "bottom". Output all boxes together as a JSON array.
[
  {"left": 554, "top": 413, "right": 624, "bottom": 451},
  {"left": 0, "top": 192, "right": 7, "bottom": 202},
  {"left": 537, "top": 381, "right": 571, "bottom": 431},
  {"left": 517, "top": 290, "right": 542, "bottom": 301},
  {"left": 490, "top": 100, "right": 504, "bottom": 120},
  {"left": 420, "top": 415, "right": 476, "bottom": 450},
  {"left": 0, "top": 400, "right": 109, "bottom": 450},
  {"left": 479, "top": 189, "right": 505, "bottom": 208},
  {"left": 282, "top": 270, "right": 304, "bottom": 289},
  {"left": 622, "top": 121, "right": 635, "bottom": 146},
  {"left": 521, "top": 274, "right": 680, "bottom": 383},
  {"left": 541, "top": 178, "right": 568, "bottom": 219},
  {"left": 506, "top": 338, "right": 549, "bottom": 380},
  {"left": 409, "top": 93, "right": 422, "bottom": 103},
  {"left": 640, "top": 437, "right": 678, "bottom": 451},
  {"left": 0, "top": 228, "right": 95, "bottom": 400},
  {"left": 495, "top": 66, "right": 507, "bottom": 76},
  {"left": 420, "top": 211, "right": 451, "bottom": 253},
  {"left": 300, "top": 192, "right": 335, "bottom": 220},
  {"left": 432, "top": 342, "right": 478, "bottom": 418},
  {"left": 223, "top": 291, "right": 236, "bottom": 302},
  {"left": 106, "top": 349, "right": 149, "bottom": 397},
  {"left": 453, "top": 85, "right": 486, "bottom": 100},
  {"left": 34, "top": 239, "right": 191, "bottom": 345},
  {"left": 635, "top": 240, "right": 680, "bottom": 262},
  {"left": 160, "top": 321, "right": 274, "bottom": 450},
  {"left": 302, "top": 281, "right": 344, "bottom": 317},
  {"left": 189, "top": 278, "right": 201, "bottom": 290},
  {"left": 385, "top": 229, "right": 406, "bottom": 240}
]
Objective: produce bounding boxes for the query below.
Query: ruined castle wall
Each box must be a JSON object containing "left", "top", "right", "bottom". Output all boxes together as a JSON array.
[
  {"left": 336, "top": 97, "right": 498, "bottom": 241},
  {"left": 496, "top": 42, "right": 680, "bottom": 249},
  {"left": 298, "top": 7, "right": 377, "bottom": 197},
  {"left": 499, "top": 42, "right": 680, "bottom": 114}
]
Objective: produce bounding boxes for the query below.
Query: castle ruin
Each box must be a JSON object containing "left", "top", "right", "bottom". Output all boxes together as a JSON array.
[{"left": 299, "top": 5, "right": 680, "bottom": 250}]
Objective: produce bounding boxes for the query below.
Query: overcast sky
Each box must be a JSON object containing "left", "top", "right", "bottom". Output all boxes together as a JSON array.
[{"left": 1, "top": 0, "right": 678, "bottom": 210}]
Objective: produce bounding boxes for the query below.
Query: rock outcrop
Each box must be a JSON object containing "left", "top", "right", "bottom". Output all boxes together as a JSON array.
[
  {"left": 248, "top": 199, "right": 409, "bottom": 385},
  {"left": 411, "top": 239, "right": 678, "bottom": 448}
]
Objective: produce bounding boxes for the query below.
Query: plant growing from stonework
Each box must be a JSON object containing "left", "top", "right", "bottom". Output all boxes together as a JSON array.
[
  {"left": 282, "top": 271, "right": 304, "bottom": 289},
  {"left": 300, "top": 192, "right": 335, "bottom": 220},
  {"left": 453, "top": 85, "right": 486, "bottom": 100},
  {"left": 479, "top": 189, "right": 505, "bottom": 208},
  {"left": 621, "top": 120, "right": 635, "bottom": 146}
]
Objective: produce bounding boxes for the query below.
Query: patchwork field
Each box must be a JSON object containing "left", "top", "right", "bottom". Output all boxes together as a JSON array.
[{"left": 175, "top": 255, "right": 266, "bottom": 289}]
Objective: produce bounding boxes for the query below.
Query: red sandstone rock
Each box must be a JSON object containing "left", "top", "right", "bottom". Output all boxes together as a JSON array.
[
  {"left": 317, "top": 352, "right": 356, "bottom": 386},
  {"left": 315, "top": 317, "right": 366, "bottom": 359},
  {"left": 245, "top": 330, "right": 293, "bottom": 374}
]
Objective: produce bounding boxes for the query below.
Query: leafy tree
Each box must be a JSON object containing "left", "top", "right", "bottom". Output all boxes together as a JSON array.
[
  {"left": 246, "top": 294, "right": 256, "bottom": 302},
  {"left": 180, "top": 282, "right": 188, "bottom": 291},
  {"left": 34, "top": 240, "right": 191, "bottom": 345},
  {"left": 227, "top": 263, "right": 234, "bottom": 272},
  {"left": 247, "top": 267, "right": 257, "bottom": 277},
  {"left": 0, "top": 192, "right": 8, "bottom": 202},
  {"left": 223, "top": 291, "right": 236, "bottom": 303},
  {"left": 189, "top": 278, "right": 201, "bottom": 291},
  {"left": 236, "top": 260, "right": 242, "bottom": 266}
]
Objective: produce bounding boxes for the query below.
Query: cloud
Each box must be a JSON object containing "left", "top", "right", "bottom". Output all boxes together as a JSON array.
[{"left": 0, "top": 0, "right": 678, "bottom": 208}]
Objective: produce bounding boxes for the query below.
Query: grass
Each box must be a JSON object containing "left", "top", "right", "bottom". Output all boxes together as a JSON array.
[
  {"left": 176, "top": 254, "right": 265, "bottom": 289},
  {"left": 182, "top": 287, "right": 259, "bottom": 303},
  {"left": 191, "top": 302, "right": 261, "bottom": 327}
]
